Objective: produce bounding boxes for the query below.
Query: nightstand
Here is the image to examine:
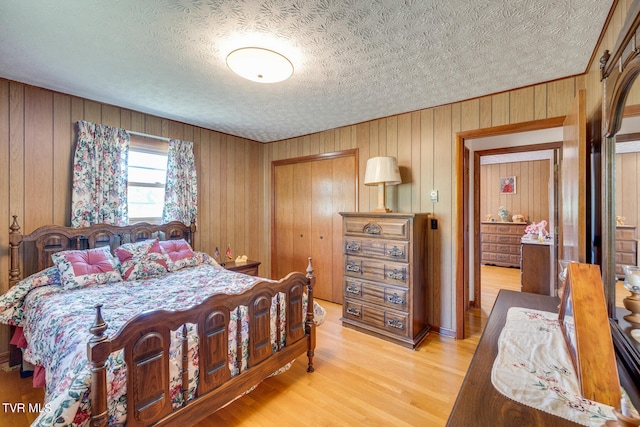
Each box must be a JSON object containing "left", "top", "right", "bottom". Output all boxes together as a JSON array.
[{"left": 222, "top": 260, "right": 261, "bottom": 276}]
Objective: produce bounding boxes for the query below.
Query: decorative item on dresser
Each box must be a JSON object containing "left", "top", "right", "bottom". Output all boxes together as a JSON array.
[
  {"left": 223, "top": 259, "right": 261, "bottom": 276},
  {"left": 480, "top": 221, "right": 528, "bottom": 268},
  {"left": 339, "top": 212, "right": 429, "bottom": 349},
  {"left": 616, "top": 225, "right": 638, "bottom": 279}
]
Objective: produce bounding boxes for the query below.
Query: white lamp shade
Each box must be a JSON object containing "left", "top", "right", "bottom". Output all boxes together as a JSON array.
[{"left": 364, "top": 156, "right": 402, "bottom": 185}]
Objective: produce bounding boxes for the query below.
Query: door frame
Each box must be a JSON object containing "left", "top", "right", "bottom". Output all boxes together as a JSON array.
[
  {"left": 455, "top": 117, "right": 565, "bottom": 339},
  {"left": 472, "top": 143, "right": 561, "bottom": 307},
  {"left": 271, "top": 149, "right": 359, "bottom": 280}
]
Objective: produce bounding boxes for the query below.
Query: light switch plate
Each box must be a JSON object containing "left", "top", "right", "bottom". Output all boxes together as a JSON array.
[{"left": 430, "top": 190, "right": 438, "bottom": 202}]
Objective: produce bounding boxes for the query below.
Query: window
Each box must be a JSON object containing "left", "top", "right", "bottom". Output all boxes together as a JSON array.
[{"left": 127, "top": 136, "right": 168, "bottom": 224}]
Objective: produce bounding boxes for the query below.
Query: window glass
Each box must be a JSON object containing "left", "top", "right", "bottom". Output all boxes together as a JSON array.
[{"left": 127, "top": 139, "right": 168, "bottom": 224}]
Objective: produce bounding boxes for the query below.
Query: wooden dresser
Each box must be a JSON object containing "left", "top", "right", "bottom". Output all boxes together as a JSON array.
[
  {"left": 616, "top": 225, "right": 637, "bottom": 278},
  {"left": 448, "top": 290, "right": 583, "bottom": 426},
  {"left": 520, "top": 241, "right": 551, "bottom": 295},
  {"left": 339, "top": 212, "right": 429, "bottom": 349},
  {"left": 480, "top": 221, "right": 528, "bottom": 267}
]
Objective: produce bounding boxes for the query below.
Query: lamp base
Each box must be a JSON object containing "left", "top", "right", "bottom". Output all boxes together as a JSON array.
[{"left": 371, "top": 207, "right": 392, "bottom": 213}]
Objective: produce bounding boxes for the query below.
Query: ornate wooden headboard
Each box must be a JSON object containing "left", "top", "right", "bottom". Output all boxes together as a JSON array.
[{"left": 8, "top": 215, "right": 196, "bottom": 288}]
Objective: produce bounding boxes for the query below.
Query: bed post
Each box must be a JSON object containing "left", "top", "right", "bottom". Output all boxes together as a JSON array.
[
  {"left": 305, "top": 257, "right": 316, "bottom": 373},
  {"left": 87, "top": 304, "right": 110, "bottom": 427},
  {"left": 9, "top": 215, "right": 23, "bottom": 288}
]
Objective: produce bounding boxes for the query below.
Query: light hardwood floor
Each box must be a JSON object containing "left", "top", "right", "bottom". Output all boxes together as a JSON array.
[{"left": 0, "top": 266, "right": 520, "bottom": 427}]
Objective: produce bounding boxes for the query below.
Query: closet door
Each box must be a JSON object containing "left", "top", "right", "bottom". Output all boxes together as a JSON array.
[{"left": 273, "top": 151, "right": 356, "bottom": 303}]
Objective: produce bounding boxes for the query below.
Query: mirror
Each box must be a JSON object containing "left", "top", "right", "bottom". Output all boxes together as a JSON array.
[
  {"left": 612, "top": 99, "right": 640, "bottom": 358},
  {"left": 601, "top": 9, "right": 640, "bottom": 404}
]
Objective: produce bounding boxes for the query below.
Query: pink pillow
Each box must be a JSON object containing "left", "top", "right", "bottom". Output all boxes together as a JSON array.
[
  {"left": 159, "top": 239, "right": 198, "bottom": 271},
  {"left": 115, "top": 238, "right": 170, "bottom": 281},
  {"left": 52, "top": 246, "right": 122, "bottom": 290}
]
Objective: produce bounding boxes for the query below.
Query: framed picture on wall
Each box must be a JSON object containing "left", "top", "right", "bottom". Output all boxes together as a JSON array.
[{"left": 500, "top": 176, "right": 516, "bottom": 194}]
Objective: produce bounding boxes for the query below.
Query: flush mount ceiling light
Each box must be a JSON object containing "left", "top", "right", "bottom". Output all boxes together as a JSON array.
[{"left": 226, "top": 47, "right": 293, "bottom": 83}]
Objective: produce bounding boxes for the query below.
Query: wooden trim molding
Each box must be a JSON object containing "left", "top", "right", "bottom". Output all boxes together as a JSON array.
[{"left": 457, "top": 117, "right": 566, "bottom": 140}]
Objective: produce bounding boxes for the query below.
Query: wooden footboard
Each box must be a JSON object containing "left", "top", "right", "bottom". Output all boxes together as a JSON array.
[{"left": 87, "top": 259, "right": 316, "bottom": 427}]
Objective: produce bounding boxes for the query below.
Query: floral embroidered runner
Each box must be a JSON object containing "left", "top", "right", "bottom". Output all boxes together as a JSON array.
[{"left": 491, "top": 307, "right": 616, "bottom": 426}]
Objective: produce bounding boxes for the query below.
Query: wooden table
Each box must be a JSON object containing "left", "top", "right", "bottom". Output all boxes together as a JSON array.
[{"left": 447, "top": 290, "right": 582, "bottom": 426}]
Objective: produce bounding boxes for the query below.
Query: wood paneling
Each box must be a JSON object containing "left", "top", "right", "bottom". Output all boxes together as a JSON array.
[
  {"left": 0, "top": 81, "right": 264, "bottom": 357},
  {"left": 0, "top": 48, "right": 600, "bottom": 356},
  {"left": 480, "top": 160, "right": 550, "bottom": 224}
]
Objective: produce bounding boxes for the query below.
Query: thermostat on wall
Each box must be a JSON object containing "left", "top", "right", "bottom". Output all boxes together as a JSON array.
[{"left": 430, "top": 190, "right": 438, "bottom": 202}]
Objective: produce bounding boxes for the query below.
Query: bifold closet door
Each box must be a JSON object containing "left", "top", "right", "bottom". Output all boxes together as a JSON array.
[{"left": 273, "top": 153, "right": 356, "bottom": 303}]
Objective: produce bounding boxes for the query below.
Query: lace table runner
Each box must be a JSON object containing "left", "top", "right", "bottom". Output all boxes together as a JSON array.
[{"left": 491, "top": 307, "right": 618, "bottom": 426}]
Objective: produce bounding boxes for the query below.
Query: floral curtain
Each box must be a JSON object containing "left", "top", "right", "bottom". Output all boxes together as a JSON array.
[
  {"left": 71, "top": 120, "right": 130, "bottom": 227},
  {"left": 162, "top": 139, "right": 198, "bottom": 224}
]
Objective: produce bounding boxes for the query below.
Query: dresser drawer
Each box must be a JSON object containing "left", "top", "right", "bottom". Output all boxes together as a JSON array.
[
  {"left": 481, "top": 234, "right": 522, "bottom": 245},
  {"left": 482, "top": 243, "right": 520, "bottom": 255},
  {"left": 344, "top": 277, "right": 408, "bottom": 310},
  {"left": 616, "top": 239, "right": 637, "bottom": 252},
  {"left": 344, "top": 238, "right": 409, "bottom": 262},
  {"left": 495, "top": 252, "right": 519, "bottom": 265},
  {"left": 617, "top": 226, "right": 637, "bottom": 240},
  {"left": 616, "top": 252, "right": 637, "bottom": 265},
  {"left": 343, "top": 298, "right": 409, "bottom": 338},
  {"left": 480, "top": 223, "right": 526, "bottom": 235},
  {"left": 343, "top": 216, "right": 410, "bottom": 240},
  {"left": 344, "top": 255, "right": 408, "bottom": 286}
]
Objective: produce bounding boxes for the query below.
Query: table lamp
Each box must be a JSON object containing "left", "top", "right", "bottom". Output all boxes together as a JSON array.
[{"left": 364, "top": 156, "right": 402, "bottom": 212}]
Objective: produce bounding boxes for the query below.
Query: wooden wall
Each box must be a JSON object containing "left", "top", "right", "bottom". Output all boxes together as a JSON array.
[
  {"left": 480, "top": 160, "right": 551, "bottom": 225},
  {"left": 3, "top": 0, "right": 631, "bottom": 352},
  {"left": 0, "top": 80, "right": 263, "bottom": 357},
  {"left": 261, "top": 76, "right": 583, "bottom": 335}
]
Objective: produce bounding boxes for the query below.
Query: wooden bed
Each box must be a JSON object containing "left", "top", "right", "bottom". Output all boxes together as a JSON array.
[{"left": 7, "top": 216, "right": 317, "bottom": 426}]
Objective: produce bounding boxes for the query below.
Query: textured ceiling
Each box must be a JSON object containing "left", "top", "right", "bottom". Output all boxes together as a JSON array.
[{"left": 0, "top": 0, "right": 613, "bottom": 143}]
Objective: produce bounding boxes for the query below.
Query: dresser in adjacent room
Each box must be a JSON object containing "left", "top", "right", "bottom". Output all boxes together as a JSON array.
[
  {"left": 616, "top": 225, "right": 638, "bottom": 278},
  {"left": 339, "top": 212, "right": 430, "bottom": 349},
  {"left": 480, "top": 221, "right": 528, "bottom": 268}
]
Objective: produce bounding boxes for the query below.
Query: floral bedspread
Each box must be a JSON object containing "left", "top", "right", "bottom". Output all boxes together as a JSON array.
[{"left": 2, "top": 263, "right": 323, "bottom": 426}]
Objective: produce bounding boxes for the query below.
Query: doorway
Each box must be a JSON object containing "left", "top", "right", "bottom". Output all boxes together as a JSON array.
[
  {"left": 455, "top": 117, "right": 566, "bottom": 339},
  {"left": 475, "top": 147, "right": 560, "bottom": 313}
]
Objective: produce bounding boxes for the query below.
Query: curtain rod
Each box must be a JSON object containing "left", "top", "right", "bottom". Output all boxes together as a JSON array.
[{"left": 128, "top": 130, "right": 171, "bottom": 142}]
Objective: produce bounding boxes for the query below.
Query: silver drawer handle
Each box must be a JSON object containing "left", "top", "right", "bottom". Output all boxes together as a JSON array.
[
  {"left": 346, "top": 307, "right": 361, "bottom": 316},
  {"left": 387, "top": 269, "right": 404, "bottom": 280},
  {"left": 346, "top": 241, "right": 361, "bottom": 252},
  {"left": 387, "top": 246, "right": 404, "bottom": 258},
  {"left": 346, "top": 283, "right": 360, "bottom": 294},
  {"left": 346, "top": 262, "right": 361, "bottom": 273},
  {"left": 363, "top": 223, "right": 382, "bottom": 235},
  {"left": 387, "top": 293, "right": 405, "bottom": 305},
  {"left": 387, "top": 318, "right": 404, "bottom": 329}
]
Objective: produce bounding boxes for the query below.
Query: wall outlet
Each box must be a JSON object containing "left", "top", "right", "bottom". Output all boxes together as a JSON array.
[{"left": 430, "top": 190, "right": 438, "bottom": 202}]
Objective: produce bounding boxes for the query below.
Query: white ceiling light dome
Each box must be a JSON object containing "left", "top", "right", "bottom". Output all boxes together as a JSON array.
[{"left": 226, "top": 47, "right": 294, "bottom": 83}]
